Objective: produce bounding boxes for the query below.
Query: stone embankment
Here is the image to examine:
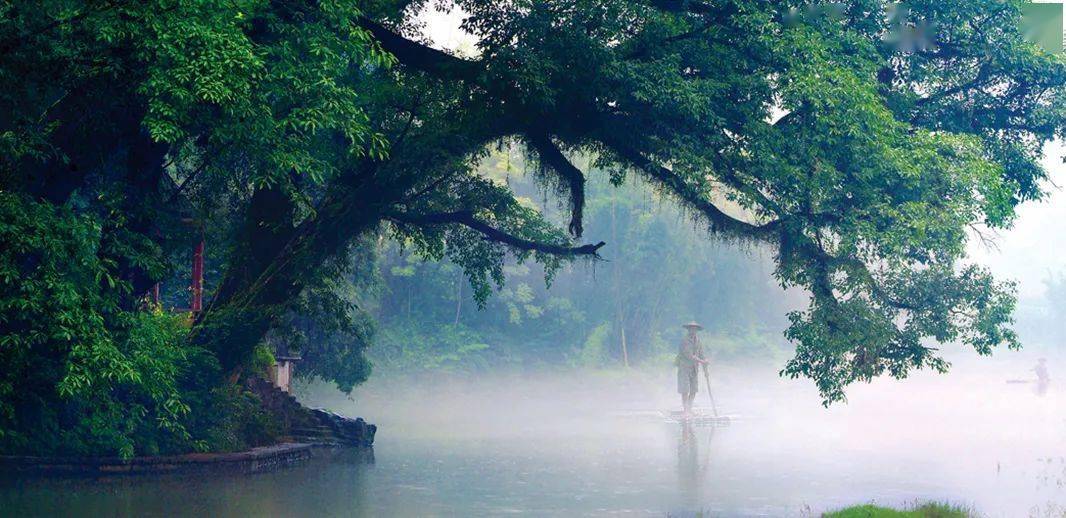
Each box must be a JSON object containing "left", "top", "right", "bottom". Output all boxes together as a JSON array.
[
  {"left": 245, "top": 377, "right": 376, "bottom": 447},
  {"left": 0, "top": 443, "right": 314, "bottom": 475},
  {"left": 1, "top": 378, "right": 375, "bottom": 475}
]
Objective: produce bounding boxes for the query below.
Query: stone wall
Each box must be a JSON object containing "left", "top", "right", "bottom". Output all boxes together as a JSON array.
[{"left": 245, "top": 377, "right": 376, "bottom": 447}]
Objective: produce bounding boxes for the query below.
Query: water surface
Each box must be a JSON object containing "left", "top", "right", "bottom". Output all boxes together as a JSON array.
[{"left": 3, "top": 352, "right": 1065, "bottom": 517}]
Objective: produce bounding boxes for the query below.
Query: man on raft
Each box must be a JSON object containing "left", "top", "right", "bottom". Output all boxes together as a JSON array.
[{"left": 677, "top": 321, "right": 708, "bottom": 417}]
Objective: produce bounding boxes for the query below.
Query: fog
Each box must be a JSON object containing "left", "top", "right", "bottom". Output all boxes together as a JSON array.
[
  {"left": 970, "top": 141, "right": 1066, "bottom": 304},
  {"left": 280, "top": 18, "right": 1066, "bottom": 511},
  {"left": 7, "top": 353, "right": 1062, "bottom": 517},
  {"left": 261, "top": 141, "right": 1066, "bottom": 517},
  {"left": 274, "top": 348, "right": 1057, "bottom": 516}
]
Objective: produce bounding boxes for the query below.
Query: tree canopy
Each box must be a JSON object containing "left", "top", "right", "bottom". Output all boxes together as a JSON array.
[{"left": 2, "top": 0, "right": 1064, "bottom": 456}]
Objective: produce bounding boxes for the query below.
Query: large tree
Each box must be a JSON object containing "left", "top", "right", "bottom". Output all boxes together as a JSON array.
[{"left": 2, "top": 0, "right": 1064, "bottom": 408}]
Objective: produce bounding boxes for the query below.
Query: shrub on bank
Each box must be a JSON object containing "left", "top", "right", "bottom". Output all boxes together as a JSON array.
[
  {"left": 0, "top": 194, "right": 277, "bottom": 459},
  {"left": 823, "top": 502, "right": 971, "bottom": 518}
]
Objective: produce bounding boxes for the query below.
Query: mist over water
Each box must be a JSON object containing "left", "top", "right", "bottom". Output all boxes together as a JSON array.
[
  {"left": 293, "top": 347, "right": 1065, "bottom": 517},
  {"left": 2, "top": 341, "right": 1064, "bottom": 517}
]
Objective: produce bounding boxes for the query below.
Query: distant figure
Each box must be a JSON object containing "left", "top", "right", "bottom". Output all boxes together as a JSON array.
[
  {"left": 1034, "top": 358, "right": 1050, "bottom": 396},
  {"left": 1034, "top": 358, "right": 1050, "bottom": 383},
  {"left": 677, "top": 321, "right": 708, "bottom": 416}
]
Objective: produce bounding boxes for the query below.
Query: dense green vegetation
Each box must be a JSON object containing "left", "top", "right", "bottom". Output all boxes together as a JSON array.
[
  {"left": 823, "top": 502, "right": 971, "bottom": 518},
  {"left": 1, "top": 0, "right": 1063, "bottom": 456},
  {"left": 0, "top": 193, "right": 276, "bottom": 456}
]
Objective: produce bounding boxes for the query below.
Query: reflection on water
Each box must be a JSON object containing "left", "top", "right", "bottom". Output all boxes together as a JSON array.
[
  {"left": 677, "top": 421, "right": 714, "bottom": 513},
  {"left": 2, "top": 352, "right": 1066, "bottom": 517}
]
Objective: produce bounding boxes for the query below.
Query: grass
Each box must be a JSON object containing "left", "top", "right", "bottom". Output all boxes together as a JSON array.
[{"left": 822, "top": 502, "right": 972, "bottom": 518}]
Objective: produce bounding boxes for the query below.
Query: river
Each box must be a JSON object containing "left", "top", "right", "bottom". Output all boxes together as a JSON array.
[{"left": 2, "top": 352, "right": 1065, "bottom": 517}]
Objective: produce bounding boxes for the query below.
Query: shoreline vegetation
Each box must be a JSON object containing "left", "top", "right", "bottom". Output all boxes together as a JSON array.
[
  {"left": 672, "top": 502, "right": 971, "bottom": 518},
  {"left": 822, "top": 502, "right": 971, "bottom": 518}
]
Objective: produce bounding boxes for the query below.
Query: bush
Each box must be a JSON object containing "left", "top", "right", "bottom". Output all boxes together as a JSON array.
[
  {"left": 0, "top": 193, "right": 277, "bottom": 458},
  {"left": 0, "top": 193, "right": 194, "bottom": 457},
  {"left": 572, "top": 322, "right": 611, "bottom": 368},
  {"left": 371, "top": 321, "right": 494, "bottom": 373},
  {"left": 183, "top": 384, "right": 279, "bottom": 453},
  {"left": 823, "top": 502, "right": 972, "bottom": 518}
]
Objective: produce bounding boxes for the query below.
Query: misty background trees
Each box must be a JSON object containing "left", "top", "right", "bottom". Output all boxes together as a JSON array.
[{"left": 308, "top": 148, "right": 800, "bottom": 380}]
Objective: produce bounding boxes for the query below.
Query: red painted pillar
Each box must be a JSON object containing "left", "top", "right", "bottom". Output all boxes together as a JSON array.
[{"left": 191, "top": 240, "right": 204, "bottom": 313}]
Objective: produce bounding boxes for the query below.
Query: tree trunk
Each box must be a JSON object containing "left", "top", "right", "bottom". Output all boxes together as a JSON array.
[
  {"left": 454, "top": 269, "right": 463, "bottom": 325},
  {"left": 610, "top": 193, "right": 629, "bottom": 367},
  {"left": 192, "top": 165, "right": 387, "bottom": 373},
  {"left": 190, "top": 110, "right": 502, "bottom": 375}
]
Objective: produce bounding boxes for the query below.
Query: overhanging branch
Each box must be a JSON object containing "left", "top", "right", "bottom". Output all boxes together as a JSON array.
[
  {"left": 793, "top": 240, "right": 922, "bottom": 312},
  {"left": 599, "top": 135, "right": 779, "bottom": 241},
  {"left": 647, "top": 0, "right": 733, "bottom": 17},
  {"left": 357, "top": 16, "right": 481, "bottom": 81},
  {"left": 526, "top": 132, "right": 586, "bottom": 237},
  {"left": 389, "top": 210, "right": 606, "bottom": 257}
]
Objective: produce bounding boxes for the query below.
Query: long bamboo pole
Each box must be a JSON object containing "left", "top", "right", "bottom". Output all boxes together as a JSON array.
[{"left": 701, "top": 364, "right": 718, "bottom": 418}]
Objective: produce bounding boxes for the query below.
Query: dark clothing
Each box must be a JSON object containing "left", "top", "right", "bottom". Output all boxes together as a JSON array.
[
  {"left": 676, "top": 334, "right": 705, "bottom": 395},
  {"left": 1035, "top": 363, "right": 1050, "bottom": 383},
  {"left": 678, "top": 364, "right": 699, "bottom": 396}
]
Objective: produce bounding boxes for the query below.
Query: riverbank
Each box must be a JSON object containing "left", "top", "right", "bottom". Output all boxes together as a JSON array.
[
  {"left": 0, "top": 441, "right": 378, "bottom": 477},
  {"left": 0, "top": 377, "right": 374, "bottom": 476},
  {"left": 0, "top": 442, "right": 317, "bottom": 476},
  {"left": 823, "top": 502, "right": 971, "bottom": 517}
]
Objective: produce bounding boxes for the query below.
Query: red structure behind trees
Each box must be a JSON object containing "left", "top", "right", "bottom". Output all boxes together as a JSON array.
[{"left": 191, "top": 239, "right": 204, "bottom": 314}]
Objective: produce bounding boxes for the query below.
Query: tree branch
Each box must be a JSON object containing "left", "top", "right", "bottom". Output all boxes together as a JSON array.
[
  {"left": 647, "top": 0, "right": 733, "bottom": 17},
  {"left": 357, "top": 16, "right": 481, "bottom": 81},
  {"left": 794, "top": 240, "right": 923, "bottom": 312},
  {"left": 599, "top": 135, "right": 779, "bottom": 240},
  {"left": 389, "top": 210, "right": 606, "bottom": 257},
  {"left": 914, "top": 60, "right": 992, "bottom": 107},
  {"left": 526, "top": 132, "right": 587, "bottom": 237}
]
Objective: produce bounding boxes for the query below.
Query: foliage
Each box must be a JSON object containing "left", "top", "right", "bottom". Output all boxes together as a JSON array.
[
  {"left": 269, "top": 236, "right": 379, "bottom": 392},
  {"left": 0, "top": 193, "right": 189, "bottom": 457},
  {"left": 0, "top": 193, "right": 276, "bottom": 457},
  {"left": 1, "top": 0, "right": 391, "bottom": 187},
  {"left": 574, "top": 322, "right": 612, "bottom": 369},
  {"left": 822, "top": 502, "right": 971, "bottom": 518},
  {"left": 249, "top": 344, "right": 276, "bottom": 379},
  {"left": 372, "top": 321, "right": 495, "bottom": 373},
  {"left": 180, "top": 383, "right": 280, "bottom": 454}
]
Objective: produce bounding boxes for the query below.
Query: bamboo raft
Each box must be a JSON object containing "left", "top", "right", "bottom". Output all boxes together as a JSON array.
[{"left": 662, "top": 410, "right": 733, "bottom": 426}]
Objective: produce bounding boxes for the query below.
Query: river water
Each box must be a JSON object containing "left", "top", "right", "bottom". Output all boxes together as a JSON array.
[{"left": 3, "top": 352, "right": 1066, "bottom": 517}]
